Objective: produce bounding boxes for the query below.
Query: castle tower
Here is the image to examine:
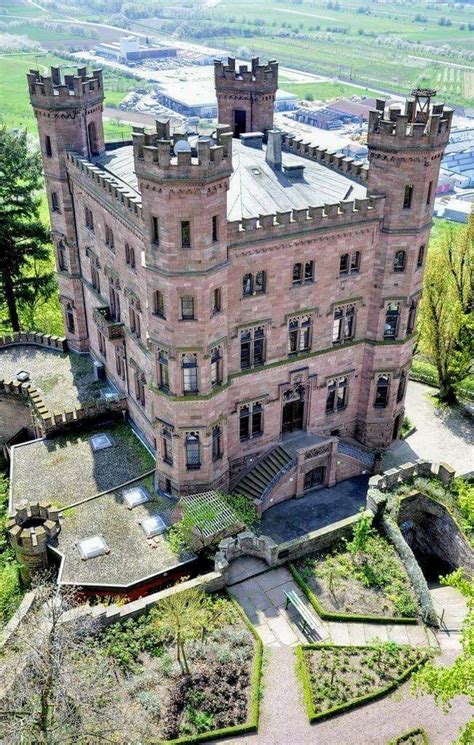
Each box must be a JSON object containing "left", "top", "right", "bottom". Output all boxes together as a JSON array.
[
  {"left": 214, "top": 57, "right": 278, "bottom": 137},
  {"left": 7, "top": 502, "right": 61, "bottom": 578},
  {"left": 358, "top": 91, "right": 452, "bottom": 447},
  {"left": 133, "top": 121, "right": 234, "bottom": 494},
  {"left": 27, "top": 67, "right": 106, "bottom": 351}
]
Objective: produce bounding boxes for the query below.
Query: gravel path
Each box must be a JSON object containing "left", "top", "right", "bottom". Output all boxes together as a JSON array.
[{"left": 383, "top": 381, "right": 473, "bottom": 476}]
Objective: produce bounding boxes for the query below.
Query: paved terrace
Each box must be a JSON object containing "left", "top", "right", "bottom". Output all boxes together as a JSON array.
[{"left": 0, "top": 345, "right": 109, "bottom": 414}]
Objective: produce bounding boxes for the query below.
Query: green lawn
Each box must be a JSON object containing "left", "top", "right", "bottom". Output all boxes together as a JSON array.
[{"left": 283, "top": 80, "right": 382, "bottom": 101}]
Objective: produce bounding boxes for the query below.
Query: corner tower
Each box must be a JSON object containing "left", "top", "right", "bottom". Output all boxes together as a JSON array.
[
  {"left": 27, "top": 66, "right": 106, "bottom": 351},
  {"left": 358, "top": 91, "right": 452, "bottom": 447},
  {"left": 214, "top": 57, "right": 278, "bottom": 137}
]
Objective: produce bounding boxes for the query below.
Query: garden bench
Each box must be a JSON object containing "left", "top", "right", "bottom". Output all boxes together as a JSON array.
[{"left": 285, "top": 590, "right": 319, "bottom": 635}]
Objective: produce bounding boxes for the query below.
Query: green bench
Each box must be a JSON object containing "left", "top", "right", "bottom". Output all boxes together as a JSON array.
[{"left": 285, "top": 590, "right": 319, "bottom": 635}]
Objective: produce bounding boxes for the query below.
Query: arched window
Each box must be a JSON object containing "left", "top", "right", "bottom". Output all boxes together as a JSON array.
[
  {"left": 212, "top": 425, "right": 222, "bottom": 461},
  {"left": 105, "top": 225, "right": 114, "bottom": 250},
  {"left": 125, "top": 243, "right": 136, "bottom": 269},
  {"left": 288, "top": 316, "right": 311, "bottom": 355},
  {"left": 407, "top": 299, "right": 417, "bottom": 334},
  {"left": 393, "top": 250, "right": 406, "bottom": 273},
  {"left": 384, "top": 303, "right": 400, "bottom": 339},
  {"left": 65, "top": 303, "right": 75, "bottom": 334},
  {"left": 51, "top": 192, "right": 60, "bottom": 213},
  {"left": 88, "top": 121, "right": 99, "bottom": 156},
  {"left": 182, "top": 353, "right": 198, "bottom": 395},
  {"left": 242, "top": 273, "right": 253, "bottom": 296},
  {"left": 397, "top": 369, "right": 407, "bottom": 403},
  {"left": 185, "top": 433, "right": 201, "bottom": 470},
  {"left": 375, "top": 375, "right": 390, "bottom": 408}
]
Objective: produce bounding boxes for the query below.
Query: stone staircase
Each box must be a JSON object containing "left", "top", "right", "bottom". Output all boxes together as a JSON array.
[
  {"left": 337, "top": 439, "right": 375, "bottom": 469},
  {"left": 233, "top": 446, "right": 294, "bottom": 504}
]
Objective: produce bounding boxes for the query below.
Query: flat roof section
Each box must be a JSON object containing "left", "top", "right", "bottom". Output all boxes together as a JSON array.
[
  {"left": 10, "top": 422, "right": 155, "bottom": 511},
  {"left": 0, "top": 345, "right": 109, "bottom": 415}
]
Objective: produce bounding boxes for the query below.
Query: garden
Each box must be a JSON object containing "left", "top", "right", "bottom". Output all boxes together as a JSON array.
[
  {"left": 1, "top": 586, "right": 262, "bottom": 743},
  {"left": 298, "top": 641, "right": 428, "bottom": 722},
  {"left": 292, "top": 513, "right": 419, "bottom": 621}
]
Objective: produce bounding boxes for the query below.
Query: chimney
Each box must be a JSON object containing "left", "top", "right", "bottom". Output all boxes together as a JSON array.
[{"left": 266, "top": 130, "right": 282, "bottom": 170}]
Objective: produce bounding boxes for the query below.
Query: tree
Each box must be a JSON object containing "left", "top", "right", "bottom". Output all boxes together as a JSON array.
[
  {"left": 0, "top": 578, "right": 134, "bottom": 743},
  {"left": 418, "top": 214, "right": 473, "bottom": 402},
  {"left": 0, "top": 126, "right": 54, "bottom": 332},
  {"left": 151, "top": 587, "right": 208, "bottom": 675},
  {"left": 411, "top": 569, "right": 474, "bottom": 744}
]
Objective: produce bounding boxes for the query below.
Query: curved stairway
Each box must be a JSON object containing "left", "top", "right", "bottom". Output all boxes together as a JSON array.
[{"left": 232, "top": 445, "right": 294, "bottom": 504}]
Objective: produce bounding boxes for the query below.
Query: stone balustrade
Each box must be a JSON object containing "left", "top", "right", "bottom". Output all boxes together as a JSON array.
[{"left": 0, "top": 331, "right": 67, "bottom": 351}]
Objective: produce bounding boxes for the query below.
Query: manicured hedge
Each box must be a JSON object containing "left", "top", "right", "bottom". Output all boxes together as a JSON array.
[
  {"left": 297, "top": 643, "right": 427, "bottom": 724},
  {"left": 162, "top": 594, "right": 263, "bottom": 745},
  {"left": 288, "top": 563, "right": 418, "bottom": 625},
  {"left": 388, "top": 726, "right": 429, "bottom": 744}
]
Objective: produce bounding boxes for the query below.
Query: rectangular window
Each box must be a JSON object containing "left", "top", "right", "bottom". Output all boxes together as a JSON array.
[
  {"left": 239, "top": 403, "right": 263, "bottom": 441},
  {"left": 384, "top": 303, "right": 400, "bottom": 339},
  {"left": 181, "top": 220, "right": 191, "bottom": 248},
  {"left": 212, "top": 215, "right": 218, "bottom": 243},
  {"left": 403, "top": 184, "right": 413, "bottom": 209},
  {"left": 51, "top": 192, "right": 60, "bottom": 213},
  {"left": 98, "top": 330, "right": 106, "bottom": 359},
  {"left": 158, "top": 350, "right": 169, "bottom": 392},
  {"left": 162, "top": 429, "right": 173, "bottom": 465},
  {"left": 339, "top": 252, "right": 360, "bottom": 276},
  {"left": 181, "top": 295, "right": 195, "bottom": 320},
  {"left": 85, "top": 207, "right": 94, "bottom": 232},
  {"left": 417, "top": 244, "right": 425, "bottom": 268},
  {"left": 240, "top": 328, "right": 265, "bottom": 369},
  {"left": 129, "top": 306, "right": 141, "bottom": 339},
  {"left": 45, "top": 135, "right": 52, "bottom": 158},
  {"left": 182, "top": 356, "right": 198, "bottom": 394},
  {"left": 57, "top": 244, "right": 67, "bottom": 271},
  {"left": 304, "top": 260, "right": 314, "bottom": 283},
  {"left": 91, "top": 260, "right": 100, "bottom": 293},
  {"left": 211, "top": 347, "right": 222, "bottom": 387},
  {"left": 332, "top": 306, "right": 355, "bottom": 344},
  {"left": 153, "top": 290, "right": 165, "bottom": 318},
  {"left": 115, "top": 346, "right": 125, "bottom": 380},
  {"left": 109, "top": 283, "right": 120, "bottom": 322},
  {"left": 350, "top": 251, "right": 360, "bottom": 273},
  {"left": 152, "top": 216, "right": 160, "bottom": 245},
  {"left": 326, "top": 377, "right": 348, "bottom": 414},
  {"left": 212, "top": 425, "right": 222, "bottom": 461},
  {"left": 134, "top": 370, "right": 146, "bottom": 407},
  {"left": 288, "top": 316, "right": 311, "bottom": 356},
  {"left": 427, "top": 180, "right": 433, "bottom": 205},
  {"left": 212, "top": 288, "right": 221, "bottom": 314}
]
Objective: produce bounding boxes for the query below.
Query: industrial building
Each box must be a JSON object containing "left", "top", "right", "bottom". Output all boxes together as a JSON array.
[{"left": 96, "top": 36, "right": 176, "bottom": 64}]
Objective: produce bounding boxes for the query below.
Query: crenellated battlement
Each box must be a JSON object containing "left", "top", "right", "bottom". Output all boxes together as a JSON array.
[
  {"left": 66, "top": 152, "right": 142, "bottom": 216},
  {"left": 27, "top": 66, "right": 104, "bottom": 108},
  {"left": 227, "top": 194, "right": 384, "bottom": 246},
  {"left": 367, "top": 95, "right": 453, "bottom": 151},
  {"left": 132, "top": 120, "right": 233, "bottom": 182},
  {"left": 214, "top": 56, "right": 278, "bottom": 91},
  {"left": 281, "top": 132, "right": 369, "bottom": 184}
]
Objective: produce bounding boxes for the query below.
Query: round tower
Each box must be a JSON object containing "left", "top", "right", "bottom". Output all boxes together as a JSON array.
[
  {"left": 133, "top": 121, "right": 234, "bottom": 495},
  {"left": 358, "top": 92, "right": 453, "bottom": 448},
  {"left": 27, "top": 66, "right": 106, "bottom": 351},
  {"left": 7, "top": 501, "right": 61, "bottom": 578},
  {"left": 214, "top": 57, "right": 278, "bottom": 137}
]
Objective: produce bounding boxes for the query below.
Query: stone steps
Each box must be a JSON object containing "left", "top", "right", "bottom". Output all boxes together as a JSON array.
[{"left": 233, "top": 446, "right": 294, "bottom": 504}]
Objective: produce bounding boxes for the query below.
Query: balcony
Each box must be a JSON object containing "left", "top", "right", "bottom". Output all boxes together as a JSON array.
[{"left": 93, "top": 306, "right": 124, "bottom": 341}]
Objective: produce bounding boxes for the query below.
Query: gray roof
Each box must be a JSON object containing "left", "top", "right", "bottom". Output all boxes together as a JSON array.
[{"left": 96, "top": 138, "right": 366, "bottom": 221}]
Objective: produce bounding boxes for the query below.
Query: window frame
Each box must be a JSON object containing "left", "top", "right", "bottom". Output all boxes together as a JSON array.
[
  {"left": 325, "top": 376, "right": 348, "bottom": 414},
  {"left": 212, "top": 425, "right": 223, "bottom": 461},
  {"left": 182, "top": 353, "right": 198, "bottom": 395},
  {"left": 288, "top": 315, "right": 312, "bottom": 356},
  {"left": 374, "top": 374, "right": 390, "bottom": 408},
  {"left": 403, "top": 184, "right": 414, "bottom": 210},
  {"left": 239, "top": 402, "right": 263, "bottom": 441},
  {"left": 393, "top": 250, "right": 406, "bottom": 273},
  {"left": 384, "top": 303, "right": 400, "bottom": 339},
  {"left": 332, "top": 305, "right": 356, "bottom": 344},
  {"left": 185, "top": 432, "right": 201, "bottom": 470},
  {"left": 153, "top": 289, "right": 166, "bottom": 319},
  {"left": 240, "top": 327, "right": 265, "bottom": 370},
  {"left": 180, "top": 295, "right": 195, "bottom": 321},
  {"left": 181, "top": 220, "right": 191, "bottom": 249}
]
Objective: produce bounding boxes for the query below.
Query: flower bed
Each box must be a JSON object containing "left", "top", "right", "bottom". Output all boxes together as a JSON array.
[
  {"left": 298, "top": 643, "right": 428, "bottom": 722},
  {"left": 95, "top": 592, "right": 262, "bottom": 743},
  {"left": 389, "top": 728, "right": 429, "bottom": 745},
  {"left": 292, "top": 517, "right": 419, "bottom": 622}
]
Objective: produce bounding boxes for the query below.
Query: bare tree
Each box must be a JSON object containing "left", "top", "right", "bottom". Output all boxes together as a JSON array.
[{"left": 0, "top": 576, "right": 139, "bottom": 744}]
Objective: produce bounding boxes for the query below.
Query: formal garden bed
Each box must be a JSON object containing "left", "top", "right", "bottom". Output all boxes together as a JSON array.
[
  {"left": 389, "top": 728, "right": 429, "bottom": 745},
  {"left": 95, "top": 591, "right": 261, "bottom": 743},
  {"left": 291, "top": 513, "right": 419, "bottom": 622},
  {"left": 298, "top": 642, "right": 428, "bottom": 723}
]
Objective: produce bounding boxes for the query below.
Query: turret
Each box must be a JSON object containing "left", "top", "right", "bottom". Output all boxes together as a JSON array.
[
  {"left": 27, "top": 66, "right": 106, "bottom": 351},
  {"left": 214, "top": 57, "right": 278, "bottom": 137},
  {"left": 367, "top": 90, "right": 453, "bottom": 231}
]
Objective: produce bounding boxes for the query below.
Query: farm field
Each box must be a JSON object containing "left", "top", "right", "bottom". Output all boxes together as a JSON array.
[{"left": 282, "top": 80, "right": 382, "bottom": 102}]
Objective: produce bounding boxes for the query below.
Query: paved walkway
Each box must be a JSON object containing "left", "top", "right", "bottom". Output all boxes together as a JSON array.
[
  {"left": 383, "top": 381, "right": 473, "bottom": 475},
  {"left": 224, "top": 565, "right": 470, "bottom": 745}
]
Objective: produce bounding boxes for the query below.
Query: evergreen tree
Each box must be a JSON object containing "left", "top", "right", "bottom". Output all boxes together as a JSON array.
[{"left": 0, "top": 126, "right": 53, "bottom": 332}]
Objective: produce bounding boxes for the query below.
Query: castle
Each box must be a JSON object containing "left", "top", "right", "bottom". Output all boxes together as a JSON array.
[{"left": 27, "top": 59, "right": 452, "bottom": 509}]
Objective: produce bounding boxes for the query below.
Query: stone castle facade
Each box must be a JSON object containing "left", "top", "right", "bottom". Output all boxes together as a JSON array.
[{"left": 27, "top": 59, "right": 452, "bottom": 506}]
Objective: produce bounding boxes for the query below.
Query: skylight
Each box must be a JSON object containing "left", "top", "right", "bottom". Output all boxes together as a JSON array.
[
  {"left": 140, "top": 515, "right": 167, "bottom": 538},
  {"left": 77, "top": 535, "right": 109, "bottom": 560},
  {"left": 123, "top": 486, "right": 150, "bottom": 509},
  {"left": 90, "top": 433, "right": 113, "bottom": 452}
]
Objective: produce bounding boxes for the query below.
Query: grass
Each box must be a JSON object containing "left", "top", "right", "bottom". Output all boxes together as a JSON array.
[
  {"left": 297, "top": 642, "right": 428, "bottom": 723},
  {"left": 283, "top": 80, "right": 381, "bottom": 101},
  {"left": 389, "top": 728, "right": 429, "bottom": 745},
  {"left": 0, "top": 472, "right": 25, "bottom": 628},
  {"left": 410, "top": 356, "right": 474, "bottom": 401}
]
